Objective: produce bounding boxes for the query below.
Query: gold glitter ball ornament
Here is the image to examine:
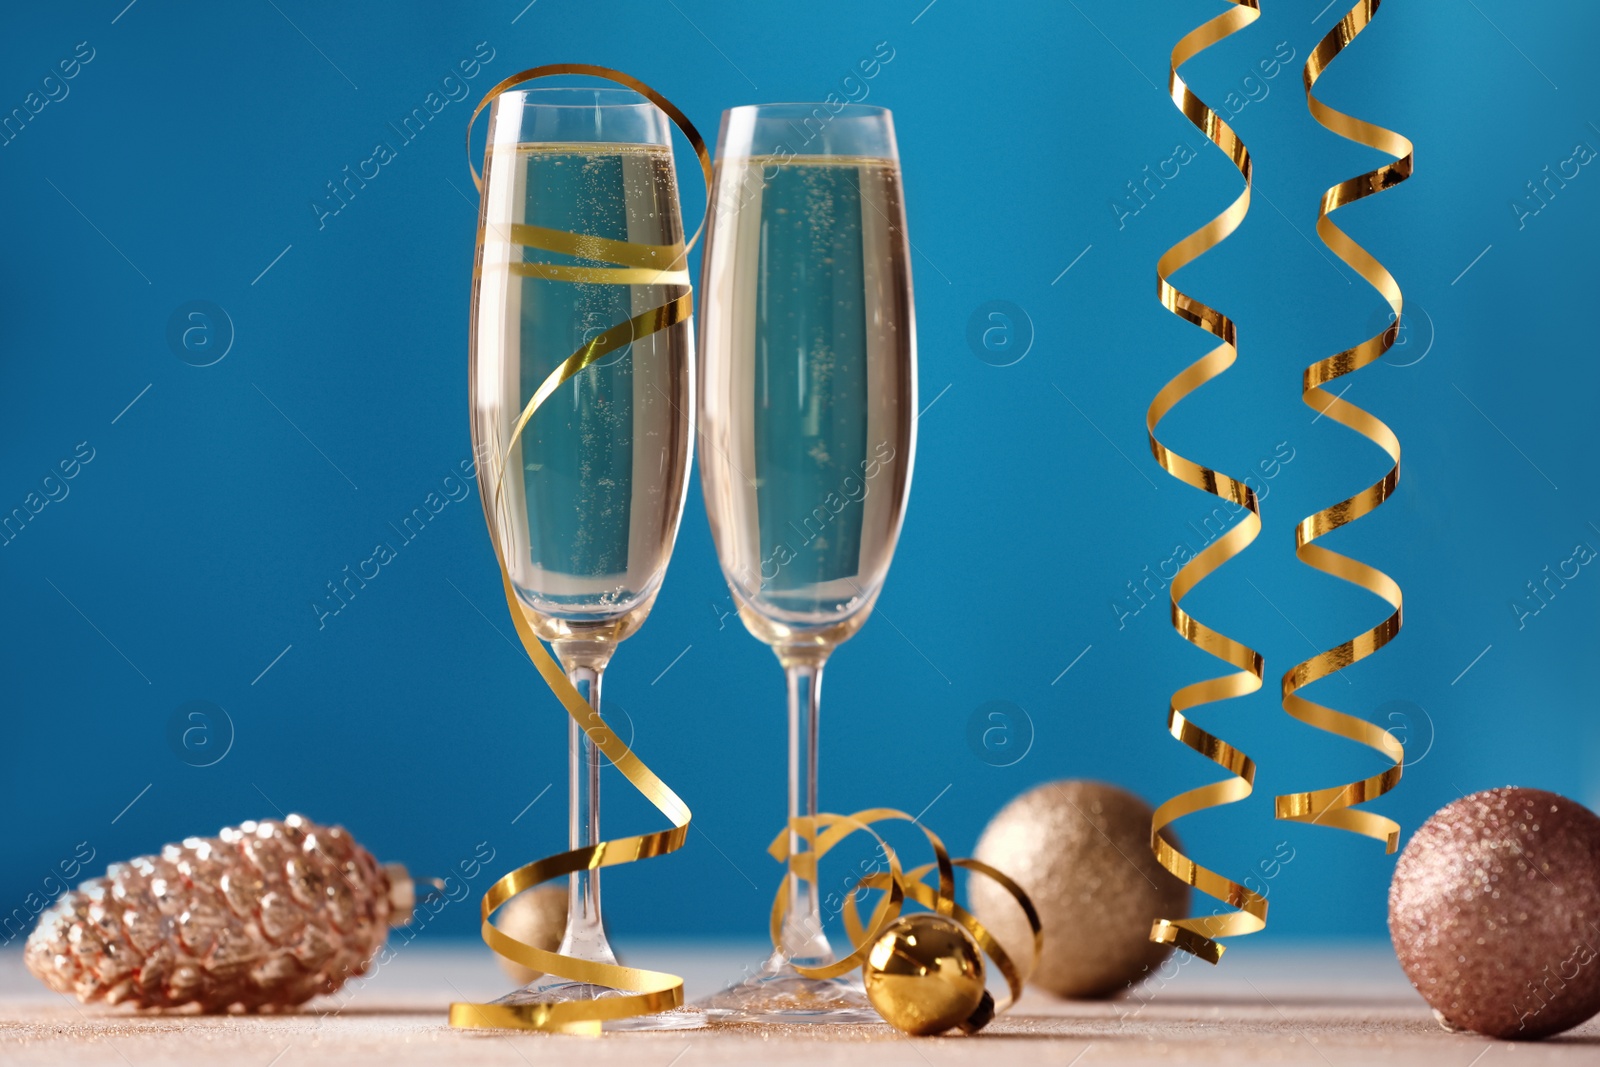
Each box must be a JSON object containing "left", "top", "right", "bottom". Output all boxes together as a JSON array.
[
  {"left": 24, "top": 815, "right": 416, "bottom": 1012},
  {"left": 970, "top": 780, "right": 1189, "bottom": 998},
  {"left": 1389, "top": 787, "right": 1600, "bottom": 1040},
  {"left": 863, "top": 913, "right": 992, "bottom": 1035},
  {"left": 491, "top": 884, "right": 567, "bottom": 985}
]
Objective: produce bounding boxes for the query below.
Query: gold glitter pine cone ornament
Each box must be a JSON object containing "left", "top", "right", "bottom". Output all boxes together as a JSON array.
[{"left": 24, "top": 815, "right": 419, "bottom": 1012}]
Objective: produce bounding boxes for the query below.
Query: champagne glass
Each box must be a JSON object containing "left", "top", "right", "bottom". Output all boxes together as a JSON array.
[
  {"left": 469, "top": 86, "right": 699, "bottom": 1030},
  {"left": 695, "top": 104, "right": 916, "bottom": 1022}
]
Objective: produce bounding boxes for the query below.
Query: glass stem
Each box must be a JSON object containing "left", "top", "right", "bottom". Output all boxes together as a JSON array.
[
  {"left": 554, "top": 647, "right": 618, "bottom": 968},
  {"left": 779, "top": 657, "right": 833, "bottom": 965}
]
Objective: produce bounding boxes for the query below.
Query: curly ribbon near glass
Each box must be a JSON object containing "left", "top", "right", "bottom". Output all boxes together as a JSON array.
[
  {"left": 1273, "top": 0, "right": 1410, "bottom": 847},
  {"left": 1145, "top": 0, "right": 1268, "bottom": 966},
  {"left": 447, "top": 65, "right": 711, "bottom": 1035},
  {"left": 772, "top": 809, "right": 1042, "bottom": 1034}
]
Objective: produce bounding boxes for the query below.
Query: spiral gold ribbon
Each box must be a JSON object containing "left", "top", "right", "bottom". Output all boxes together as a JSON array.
[
  {"left": 773, "top": 810, "right": 1042, "bottom": 1023},
  {"left": 1145, "top": 0, "right": 1268, "bottom": 966},
  {"left": 447, "top": 65, "right": 710, "bottom": 1035},
  {"left": 1273, "top": 1, "right": 1409, "bottom": 850}
]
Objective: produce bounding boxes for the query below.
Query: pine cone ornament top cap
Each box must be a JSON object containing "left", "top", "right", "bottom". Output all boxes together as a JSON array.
[{"left": 25, "top": 815, "right": 414, "bottom": 1013}]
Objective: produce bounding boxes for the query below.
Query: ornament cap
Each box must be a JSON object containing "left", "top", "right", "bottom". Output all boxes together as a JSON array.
[{"left": 384, "top": 863, "right": 417, "bottom": 925}]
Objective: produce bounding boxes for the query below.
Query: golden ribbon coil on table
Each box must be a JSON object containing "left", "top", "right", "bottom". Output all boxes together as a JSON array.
[
  {"left": 1273, "top": 0, "right": 1410, "bottom": 850},
  {"left": 772, "top": 809, "right": 1042, "bottom": 1025},
  {"left": 447, "top": 64, "right": 711, "bottom": 1035},
  {"left": 1145, "top": 0, "right": 1268, "bottom": 966}
]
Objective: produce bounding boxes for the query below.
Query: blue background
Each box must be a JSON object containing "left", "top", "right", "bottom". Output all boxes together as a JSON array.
[{"left": 2, "top": 0, "right": 1595, "bottom": 953}]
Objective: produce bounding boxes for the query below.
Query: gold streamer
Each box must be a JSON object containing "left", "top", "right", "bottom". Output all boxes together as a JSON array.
[
  {"left": 1146, "top": 0, "right": 1268, "bottom": 965},
  {"left": 474, "top": 221, "right": 692, "bottom": 285},
  {"left": 770, "top": 810, "right": 1042, "bottom": 1025},
  {"left": 1273, "top": 0, "right": 1410, "bottom": 849},
  {"left": 448, "top": 65, "right": 711, "bottom": 1035}
]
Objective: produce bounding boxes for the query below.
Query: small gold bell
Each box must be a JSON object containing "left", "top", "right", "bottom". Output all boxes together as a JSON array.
[{"left": 863, "top": 913, "right": 993, "bottom": 1036}]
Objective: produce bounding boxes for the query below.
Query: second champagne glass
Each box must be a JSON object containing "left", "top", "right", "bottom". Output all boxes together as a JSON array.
[
  {"left": 469, "top": 86, "right": 699, "bottom": 1030},
  {"left": 696, "top": 103, "right": 917, "bottom": 1022}
]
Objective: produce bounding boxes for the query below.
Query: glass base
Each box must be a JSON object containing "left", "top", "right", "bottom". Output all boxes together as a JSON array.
[
  {"left": 494, "top": 977, "right": 706, "bottom": 1032},
  {"left": 698, "top": 954, "right": 880, "bottom": 1024}
]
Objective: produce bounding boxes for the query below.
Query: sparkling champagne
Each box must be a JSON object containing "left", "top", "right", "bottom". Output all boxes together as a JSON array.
[
  {"left": 698, "top": 156, "right": 915, "bottom": 648},
  {"left": 470, "top": 142, "right": 692, "bottom": 641}
]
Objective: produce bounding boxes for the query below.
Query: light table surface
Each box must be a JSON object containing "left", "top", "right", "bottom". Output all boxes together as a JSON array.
[{"left": 3, "top": 943, "right": 1595, "bottom": 1066}]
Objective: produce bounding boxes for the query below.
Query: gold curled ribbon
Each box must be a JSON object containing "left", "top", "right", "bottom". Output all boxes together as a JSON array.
[
  {"left": 769, "top": 810, "right": 1042, "bottom": 1024},
  {"left": 476, "top": 223, "right": 690, "bottom": 286},
  {"left": 1146, "top": 0, "right": 1268, "bottom": 966},
  {"left": 1273, "top": 0, "right": 1409, "bottom": 850},
  {"left": 448, "top": 65, "right": 711, "bottom": 1035}
]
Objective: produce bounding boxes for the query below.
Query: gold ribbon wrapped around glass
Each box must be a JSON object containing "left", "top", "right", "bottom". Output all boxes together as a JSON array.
[{"left": 447, "top": 64, "right": 710, "bottom": 1035}]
